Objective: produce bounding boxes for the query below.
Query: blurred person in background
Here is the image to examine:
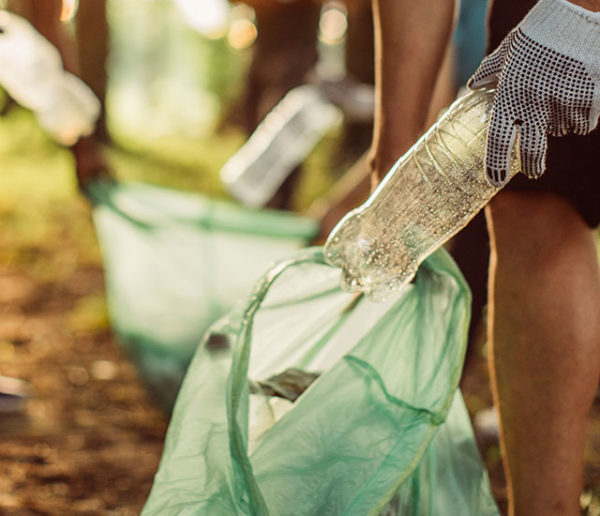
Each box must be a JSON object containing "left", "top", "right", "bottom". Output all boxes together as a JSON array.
[
  {"left": 225, "top": 0, "right": 377, "bottom": 210},
  {"left": 222, "top": 0, "right": 320, "bottom": 209}
]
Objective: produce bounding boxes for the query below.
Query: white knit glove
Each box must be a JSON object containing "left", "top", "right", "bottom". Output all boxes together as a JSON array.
[{"left": 468, "top": 0, "right": 600, "bottom": 186}]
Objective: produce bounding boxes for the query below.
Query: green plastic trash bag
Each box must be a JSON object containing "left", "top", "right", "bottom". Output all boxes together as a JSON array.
[
  {"left": 86, "top": 180, "right": 318, "bottom": 410},
  {"left": 143, "top": 247, "right": 499, "bottom": 515}
]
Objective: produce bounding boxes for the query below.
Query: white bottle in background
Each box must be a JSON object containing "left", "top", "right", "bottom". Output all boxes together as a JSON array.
[
  {"left": 220, "top": 84, "right": 342, "bottom": 208},
  {"left": 324, "top": 88, "right": 520, "bottom": 301},
  {"left": 0, "top": 10, "right": 100, "bottom": 145}
]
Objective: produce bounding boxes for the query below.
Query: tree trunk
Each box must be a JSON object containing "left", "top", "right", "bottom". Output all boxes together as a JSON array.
[{"left": 75, "top": 0, "right": 109, "bottom": 142}]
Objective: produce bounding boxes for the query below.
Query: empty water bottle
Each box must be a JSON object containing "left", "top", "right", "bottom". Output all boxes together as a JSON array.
[
  {"left": 318, "top": 77, "right": 375, "bottom": 123},
  {"left": 0, "top": 11, "right": 62, "bottom": 110},
  {"left": 36, "top": 73, "right": 100, "bottom": 146},
  {"left": 220, "top": 84, "right": 342, "bottom": 208},
  {"left": 0, "top": 10, "right": 100, "bottom": 145},
  {"left": 324, "top": 88, "right": 520, "bottom": 301}
]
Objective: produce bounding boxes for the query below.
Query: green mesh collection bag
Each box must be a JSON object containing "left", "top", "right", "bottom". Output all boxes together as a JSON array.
[
  {"left": 143, "top": 247, "right": 499, "bottom": 515},
  {"left": 87, "top": 180, "right": 318, "bottom": 410}
]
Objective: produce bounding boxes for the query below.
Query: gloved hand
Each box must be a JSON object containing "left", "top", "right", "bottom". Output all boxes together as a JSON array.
[{"left": 468, "top": 0, "right": 600, "bottom": 186}]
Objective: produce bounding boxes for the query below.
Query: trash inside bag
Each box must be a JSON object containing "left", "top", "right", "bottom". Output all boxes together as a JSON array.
[
  {"left": 143, "top": 247, "right": 499, "bottom": 515},
  {"left": 87, "top": 180, "right": 318, "bottom": 410}
]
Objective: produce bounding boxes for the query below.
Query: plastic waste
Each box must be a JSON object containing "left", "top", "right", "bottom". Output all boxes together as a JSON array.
[
  {"left": 324, "top": 88, "right": 520, "bottom": 301},
  {"left": 220, "top": 84, "right": 342, "bottom": 208},
  {"left": 318, "top": 77, "right": 375, "bottom": 123},
  {"left": 0, "top": 10, "right": 100, "bottom": 145},
  {"left": 0, "top": 375, "right": 30, "bottom": 415},
  {"left": 86, "top": 180, "right": 318, "bottom": 411},
  {"left": 143, "top": 247, "right": 499, "bottom": 515}
]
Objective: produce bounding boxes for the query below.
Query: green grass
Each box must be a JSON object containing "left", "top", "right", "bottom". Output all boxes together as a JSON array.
[
  {"left": 106, "top": 124, "right": 246, "bottom": 196},
  {"left": 0, "top": 108, "right": 98, "bottom": 278}
]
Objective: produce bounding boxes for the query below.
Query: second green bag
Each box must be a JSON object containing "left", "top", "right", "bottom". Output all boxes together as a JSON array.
[{"left": 87, "top": 180, "right": 318, "bottom": 410}]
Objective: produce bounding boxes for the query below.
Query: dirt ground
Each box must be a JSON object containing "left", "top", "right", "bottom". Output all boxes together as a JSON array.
[{"left": 0, "top": 262, "right": 168, "bottom": 515}]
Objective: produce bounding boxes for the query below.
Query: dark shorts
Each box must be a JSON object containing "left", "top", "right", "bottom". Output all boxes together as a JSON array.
[{"left": 487, "top": 0, "right": 600, "bottom": 228}]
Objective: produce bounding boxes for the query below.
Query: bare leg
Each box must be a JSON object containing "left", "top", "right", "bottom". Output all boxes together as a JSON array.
[{"left": 486, "top": 191, "right": 600, "bottom": 515}]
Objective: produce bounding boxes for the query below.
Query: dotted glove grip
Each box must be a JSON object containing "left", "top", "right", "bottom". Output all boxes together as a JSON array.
[{"left": 468, "top": 0, "right": 600, "bottom": 186}]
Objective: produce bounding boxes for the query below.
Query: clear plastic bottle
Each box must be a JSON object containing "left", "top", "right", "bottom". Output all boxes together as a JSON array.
[
  {"left": 36, "top": 72, "right": 101, "bottom": 146},
  {"left": 0, "top": 11, "right": 100, "bottom": 145},
  {"left": 0, "top": 11, "right": 63, "bottom": 110},
  {"left": 220, "top": 84, "right": 342, "bottom": 208},
  {"left": 324, "top": 88, "right": 520, "bottom": 301}
]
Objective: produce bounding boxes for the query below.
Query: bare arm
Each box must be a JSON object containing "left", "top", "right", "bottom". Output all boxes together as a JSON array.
[{"left": 370, "top": 0, "right": 457, "bottom": 183}]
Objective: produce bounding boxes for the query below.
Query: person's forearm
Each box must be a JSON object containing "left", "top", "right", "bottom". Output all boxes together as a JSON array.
[{"left": 370, "top": 0, "right": 456, "bottom": 179}]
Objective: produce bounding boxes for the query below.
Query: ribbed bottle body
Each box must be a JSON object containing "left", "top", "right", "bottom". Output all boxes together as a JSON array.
[{"left": 325, "top": 89, "right": 519, "bottom": 300}]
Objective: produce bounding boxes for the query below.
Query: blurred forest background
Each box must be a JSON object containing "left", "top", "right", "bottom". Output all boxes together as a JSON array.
[
  {"left": 1, "top": 0, "right": 600, "bottom": 514},
  {"left": 0, "top": 1, "right": 360, "bottom": 513}
]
